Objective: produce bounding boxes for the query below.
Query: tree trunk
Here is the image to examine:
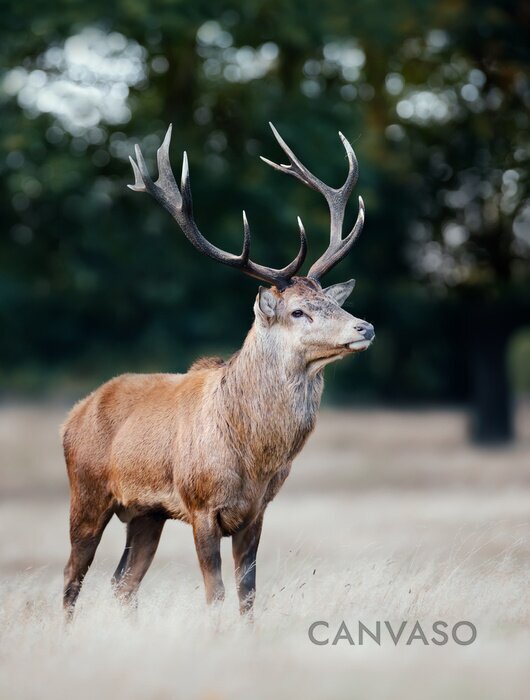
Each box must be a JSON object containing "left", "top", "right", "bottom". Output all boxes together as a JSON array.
[{"left": 468, "top": 307, "right": 514, "bottom": 444}]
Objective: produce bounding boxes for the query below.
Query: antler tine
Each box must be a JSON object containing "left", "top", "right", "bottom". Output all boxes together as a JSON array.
[
  {"left": 179, "top": 151, "right": 193, "bottom": 216},
  {"left": 283, "top": 216, "right": 308, "bottom": 278},
  {"left": 128, "top": 156, "right": 146, "bottom": 192},
  {"left": 241, "top": 211, "right": 251, "bottom": 264},
  {"left": 338, "top": 131, "right": 359, "bottom": 195},
  {"left": 128, "top": 125, "right": 307, "bottom": 288},
  {"left": 260, "top": 122, "right": 327, "bottom": 197},
  {"left": 308, "top": 196, "right": 365, "bottom": 279},
  {"left": 155, "top": 124, "right": 183, "bottom": 212},
  {"left": 261, "top": 123, "right": 364, "bottom": 280},
  {"left": 238, "top": 211, "right": 308, "bottom": 283}
]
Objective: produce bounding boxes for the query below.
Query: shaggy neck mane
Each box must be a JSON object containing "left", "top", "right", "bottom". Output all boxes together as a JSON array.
[{"left": 216, "top": 323, "right": 324, "bottom": 476}]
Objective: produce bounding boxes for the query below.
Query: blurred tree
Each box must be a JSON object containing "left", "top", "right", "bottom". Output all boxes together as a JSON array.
[
  {"left": 0, "top": 0, "right": 528, "bottom": 443},
  {"left": 0, "top": 0, "right": 425, "bottom": 395},
  {"left": 373, "top": 0, "right": 530, "bottom": 442}
]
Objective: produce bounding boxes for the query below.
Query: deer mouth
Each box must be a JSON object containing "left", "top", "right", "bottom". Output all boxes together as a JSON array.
[{"left": 345, "top": 339, "right": 373, "bottom": 352}]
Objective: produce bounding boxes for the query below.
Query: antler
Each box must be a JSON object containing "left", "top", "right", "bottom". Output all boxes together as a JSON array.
[
  {"left": 260, "top": 123, "right": 365, "bottom": 281},
  {"left": 128, "top": 125, "right": 307, "bottom": 288}
]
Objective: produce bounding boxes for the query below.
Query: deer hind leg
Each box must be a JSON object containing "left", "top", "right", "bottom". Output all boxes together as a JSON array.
[
  {"left": 111, "top": 525, "right": 134, "bottom": 588},
  {"left": 112, "top": 514, "right": 165, "bottom": 604},
  {"left": 63, "top": 501, "right": 113, "bottom": 619},
  {"left": 192, "top": 512, "right": 225, "bottom": 605}
]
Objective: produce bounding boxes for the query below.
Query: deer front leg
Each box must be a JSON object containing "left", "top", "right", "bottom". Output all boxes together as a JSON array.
[
  {"left": 192, "top": 512, "right": 225, "bottom": 605},
  {"left": 232, "top": 512, "right": 264, "bottom": 616}
]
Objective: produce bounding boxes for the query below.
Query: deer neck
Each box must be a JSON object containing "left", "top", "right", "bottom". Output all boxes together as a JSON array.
[{"left": 219, "top": 324, "right": 324, "bottom": 474}]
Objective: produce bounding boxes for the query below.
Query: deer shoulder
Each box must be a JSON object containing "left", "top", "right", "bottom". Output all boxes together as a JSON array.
[{"left": 188, "top": 356, "right": 226, "bottom": 372}]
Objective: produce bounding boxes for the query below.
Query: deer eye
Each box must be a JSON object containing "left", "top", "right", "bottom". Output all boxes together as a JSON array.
[{"left": 292, "top": 310, "right": 304, "bottom": 318}]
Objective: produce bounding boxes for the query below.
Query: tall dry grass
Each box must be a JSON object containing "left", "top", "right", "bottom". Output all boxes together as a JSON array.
[{"left": 1, "top": 402, "right": 529, "bottom": 699}]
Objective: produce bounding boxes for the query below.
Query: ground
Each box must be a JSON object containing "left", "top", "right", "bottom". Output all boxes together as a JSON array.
[{"left": 1, "top": 402, "right": 529, "bottom": 699}]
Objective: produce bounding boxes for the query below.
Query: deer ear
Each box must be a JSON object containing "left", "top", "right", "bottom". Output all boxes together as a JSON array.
[
  {"left": 256, "top": 286, "right": 278, "bottom": 319},
  {"left": 323, "top": 279, "right": 356, "bottom": 307}
]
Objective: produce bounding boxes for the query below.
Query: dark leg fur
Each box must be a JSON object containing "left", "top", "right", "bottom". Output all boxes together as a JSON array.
[
  {"left": 112, "top": 515, "right": 165, "bottom": 603},
  {"left": 232, "top": 513, "right": 264, "bottom": 615}
]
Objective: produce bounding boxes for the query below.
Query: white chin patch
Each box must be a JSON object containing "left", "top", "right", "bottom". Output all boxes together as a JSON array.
[{"left": 348, "top": 340, "right": 371, "bottom": 351}]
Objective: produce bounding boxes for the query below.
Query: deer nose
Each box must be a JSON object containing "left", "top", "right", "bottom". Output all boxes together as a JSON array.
[{"left": 355, "top": 321, "right": 375, "bottom": 340}]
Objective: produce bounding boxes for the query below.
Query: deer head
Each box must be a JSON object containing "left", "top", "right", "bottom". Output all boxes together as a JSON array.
[
  {"left": 128, "top": 123, "right": 374, "bottom": 370},
  {"left": 254, "top": 277, "right": 373, "bottom": 374}
]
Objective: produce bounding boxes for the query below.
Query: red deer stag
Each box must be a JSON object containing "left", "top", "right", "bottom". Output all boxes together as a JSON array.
[{"left": 62, "top": 123, "right": 374, "bottom": 617}]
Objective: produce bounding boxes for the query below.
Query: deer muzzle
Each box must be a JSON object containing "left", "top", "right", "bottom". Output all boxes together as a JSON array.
[{"left": 347, "top": 321, "right": 375, "bottom": 351}]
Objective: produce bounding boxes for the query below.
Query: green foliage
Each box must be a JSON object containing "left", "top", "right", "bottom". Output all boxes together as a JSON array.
[{"left": 0, "top": 0, "right": 528, "bottom": 400}]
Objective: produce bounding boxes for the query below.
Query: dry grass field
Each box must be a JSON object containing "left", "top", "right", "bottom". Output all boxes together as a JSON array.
[{"left": 1, "top": 401, "right": 529, "bottom": 699}]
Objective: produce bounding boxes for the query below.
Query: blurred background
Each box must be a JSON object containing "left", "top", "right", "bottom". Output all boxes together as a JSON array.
[{"left": 1, "top": 0, "right": 529, "bottom": 443}]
